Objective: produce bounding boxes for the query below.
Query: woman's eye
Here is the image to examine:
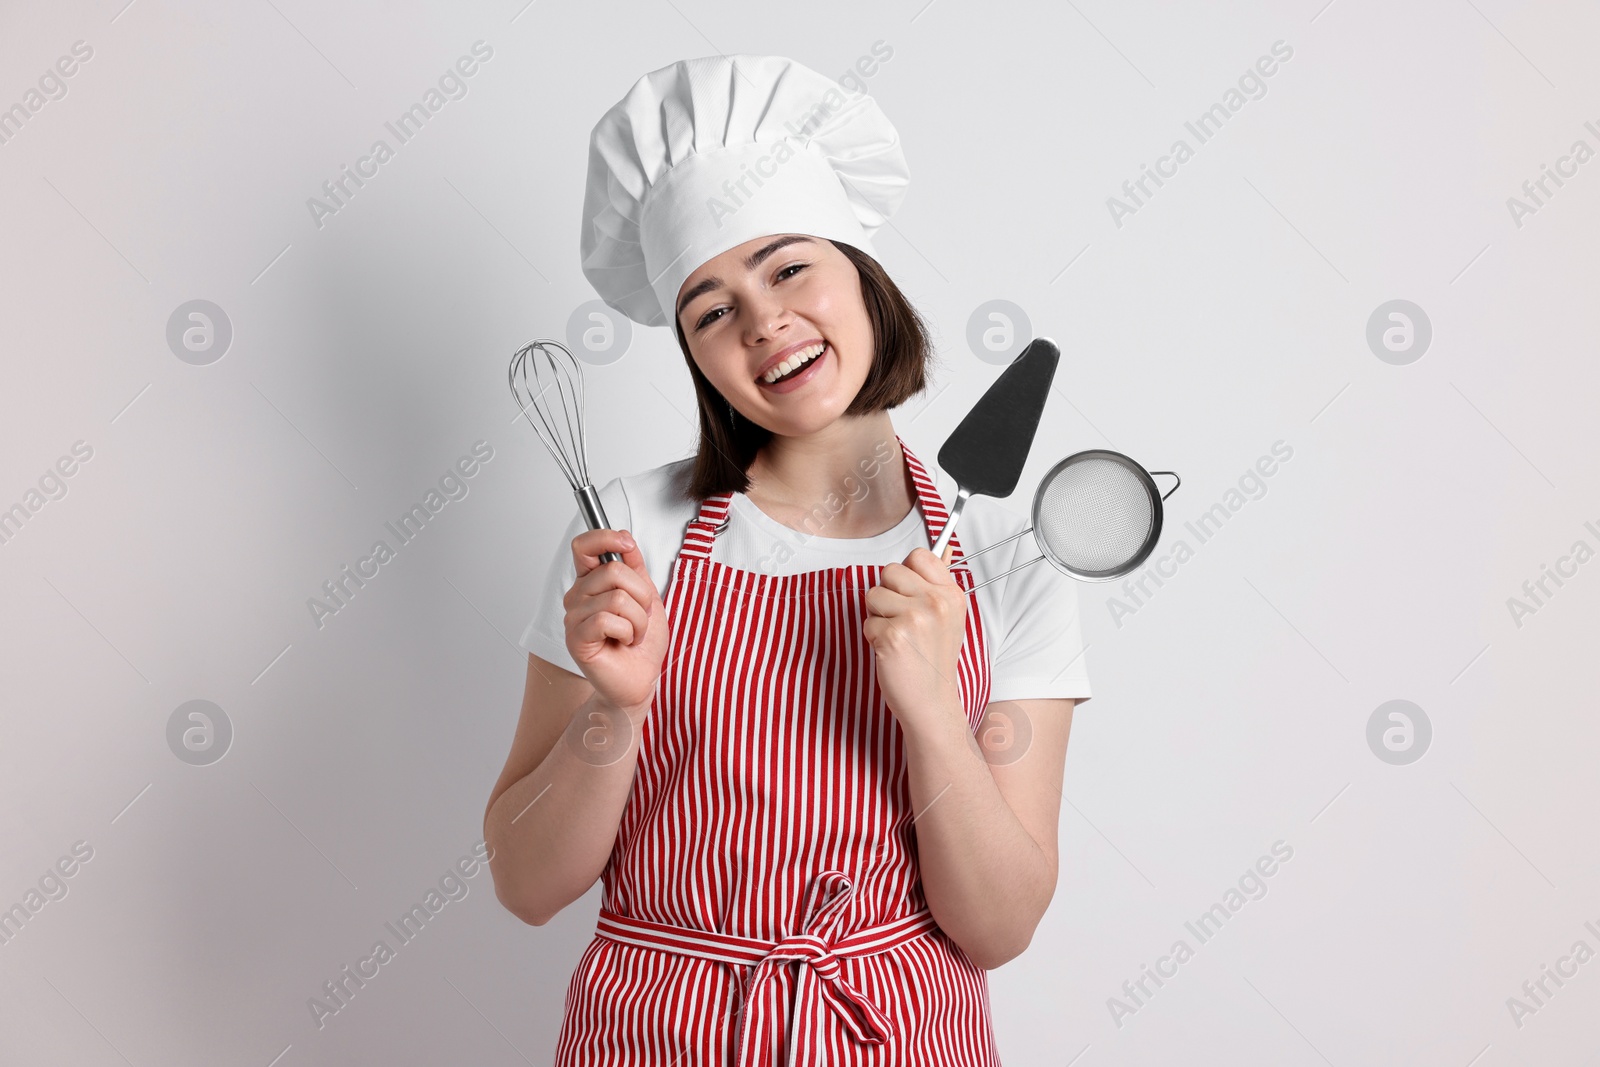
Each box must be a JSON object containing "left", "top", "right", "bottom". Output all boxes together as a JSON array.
[{"left": 694, "top": 264, "right": 807, "bottom": 329}]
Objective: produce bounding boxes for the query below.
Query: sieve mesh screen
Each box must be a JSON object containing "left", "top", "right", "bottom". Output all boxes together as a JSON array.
[{"left": 1035, "top": 457, "right": 1154, "bottom": 571}]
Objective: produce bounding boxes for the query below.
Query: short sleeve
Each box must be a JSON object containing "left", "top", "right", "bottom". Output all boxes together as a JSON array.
[
  {"left": 517, "top": 479, "right": 633, "bottom": 677},
  {"left": 984, "top": 543, "right": 1092, "bottom": 706}
]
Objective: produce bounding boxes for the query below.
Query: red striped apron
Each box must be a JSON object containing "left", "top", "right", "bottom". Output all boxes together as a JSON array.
[{"left": 553, "top": 434, "right": 999, "bottom": 1066}]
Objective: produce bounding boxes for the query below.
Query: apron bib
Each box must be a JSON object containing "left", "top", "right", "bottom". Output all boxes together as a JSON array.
[{"left": 554, "top": 435, "right": 1000, "bottom": 1066}]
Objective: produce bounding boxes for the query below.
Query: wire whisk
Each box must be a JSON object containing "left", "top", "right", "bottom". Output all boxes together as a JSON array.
[{"left": 508, "top": 338, "right": 621, "bottom": 565}]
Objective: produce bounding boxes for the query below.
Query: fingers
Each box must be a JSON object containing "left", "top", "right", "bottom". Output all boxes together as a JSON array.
[
  {"left": 571, "top": 586, "right": 651, "bottom": 647},
  {"left": 877, "top": 550, "right": 954, "bottom": 595},
  {"left": 864, "top": 584, "right": 912, "bottom": 619},
  {"left": 874, "top": 562, "right": 918, "bottom": 595},
  {"left": 870, "top": 548, "right": 964, "bottom": 624},
  {"left": 572, "top": 528, "right": 647, "bottom": 579},
  {"left": 568, "top": 528, "right": 659, "bottom": 648},
  {"left": 900, "top": 546, "right": 958, "bottom": 585},
  {"left": 571, "top": 530, "right": 654, "bottom": 598}
]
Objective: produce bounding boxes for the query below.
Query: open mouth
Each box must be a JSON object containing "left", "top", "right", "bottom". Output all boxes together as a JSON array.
[{"left": 756, "top": 342, "right": 829, "bottom": 392}]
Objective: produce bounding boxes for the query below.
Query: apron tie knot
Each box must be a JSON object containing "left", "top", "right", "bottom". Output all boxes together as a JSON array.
[{"left": 734, "top": 870, "right": 897, "bottom": 1065}]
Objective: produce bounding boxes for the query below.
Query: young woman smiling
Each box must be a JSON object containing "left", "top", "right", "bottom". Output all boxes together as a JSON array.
[{"left": 484, "top": 55, "right": 1092, "bottom": 1067}]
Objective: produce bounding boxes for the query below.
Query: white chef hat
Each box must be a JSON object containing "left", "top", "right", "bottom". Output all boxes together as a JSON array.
[{"left": 580, "top": 54, "right": 910, "bottom": 329}]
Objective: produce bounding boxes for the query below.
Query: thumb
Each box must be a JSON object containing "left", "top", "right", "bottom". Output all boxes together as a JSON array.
[{"left": 615, "top": 529, "right": 648, "bottom": 575}]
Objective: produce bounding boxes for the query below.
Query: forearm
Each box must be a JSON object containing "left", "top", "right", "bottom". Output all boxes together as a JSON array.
[
  {"left": 484, "top": 695, "right": 645, "bottom": 925},
  {"left": 899, "top": 698, "right": 1054, "bottom": 968}
]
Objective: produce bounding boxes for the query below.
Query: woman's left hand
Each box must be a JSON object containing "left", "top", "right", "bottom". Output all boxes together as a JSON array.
[{"left": 863, "top": 542, "right": 968, "bottom": 728}]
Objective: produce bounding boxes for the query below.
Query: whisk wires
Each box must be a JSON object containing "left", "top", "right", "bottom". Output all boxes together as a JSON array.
[{"left": 508, "top": 338, "right": 592, "bottom": 490}]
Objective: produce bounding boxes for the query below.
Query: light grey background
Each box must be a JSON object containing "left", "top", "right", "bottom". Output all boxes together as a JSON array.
[{"left": 2, "top": 0, "right": 1596, "bottom": 1063}]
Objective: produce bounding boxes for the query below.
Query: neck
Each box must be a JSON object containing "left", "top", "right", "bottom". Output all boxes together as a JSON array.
[{"left": 744, "top": 412, "right": 913, "bottom": 537}]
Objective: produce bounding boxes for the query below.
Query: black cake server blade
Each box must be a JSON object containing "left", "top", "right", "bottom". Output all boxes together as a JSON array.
[{"left": 929, "top": 337, "right": 1060, "bottom": 558}]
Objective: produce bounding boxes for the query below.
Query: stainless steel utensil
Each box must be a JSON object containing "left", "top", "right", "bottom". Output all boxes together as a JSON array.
[
  {"left": 953, "top": 450, "right": 1180, "bottom": 591},
  {"left": 507, "top": 338, "right": 621, "bottom": 565}
]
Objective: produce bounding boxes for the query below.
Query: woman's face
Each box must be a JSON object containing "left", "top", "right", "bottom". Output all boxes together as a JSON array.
[{"left": 675, "top": 234, "right": 874, "bottom": 437}]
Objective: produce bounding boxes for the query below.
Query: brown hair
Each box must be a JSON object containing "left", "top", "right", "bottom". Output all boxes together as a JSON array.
[{"left": 670, "top": 240, "right": 936, "bottom": 503}]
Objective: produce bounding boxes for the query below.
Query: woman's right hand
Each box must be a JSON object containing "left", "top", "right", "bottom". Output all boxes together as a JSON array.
[{"left": 563, "top": 528, "right": 667, "bottom": 716}]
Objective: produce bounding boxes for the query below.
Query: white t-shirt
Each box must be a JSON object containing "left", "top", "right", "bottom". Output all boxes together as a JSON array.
[{"left": 518, "top": 457, "right": 1092, "bottom": 705}]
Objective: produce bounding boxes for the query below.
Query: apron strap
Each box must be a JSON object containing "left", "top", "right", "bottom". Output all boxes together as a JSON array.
[
  {"left": 596, "top": 870, "right": 940, "bottom": 1067},
  {"left": 680, "top": 492, "right": 734, "bottom": 561},
  {"left": 897, "top": 433, "right": 964, "bottom": 561}
]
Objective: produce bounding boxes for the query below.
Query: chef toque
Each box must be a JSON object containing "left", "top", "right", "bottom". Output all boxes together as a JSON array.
[{"left": 580, "top": 54, "right": 910, "bottom": 329}]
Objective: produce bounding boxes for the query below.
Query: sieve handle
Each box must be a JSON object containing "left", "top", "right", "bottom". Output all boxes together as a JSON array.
[
  {"left": 962, "top": 551, "right": 1047, "bottom": 594},
  {"left": 575, "top": 484, "right": 623, "bottom": 565},
  {"left": 951, "top": 525, "right": 1033, "bottom": 565},
  {"left": 1151, "top": 470, "right": 1181, "bottom": 500}
]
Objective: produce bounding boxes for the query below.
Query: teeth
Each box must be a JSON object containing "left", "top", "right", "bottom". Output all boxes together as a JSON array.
[{"left": 761, "top": 343, "right": 825, "bottom": 383}]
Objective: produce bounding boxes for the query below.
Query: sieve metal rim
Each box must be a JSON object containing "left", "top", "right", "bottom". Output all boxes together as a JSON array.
[{"left": 1032, "top": 449, "right": 1168, "bottom": 583}]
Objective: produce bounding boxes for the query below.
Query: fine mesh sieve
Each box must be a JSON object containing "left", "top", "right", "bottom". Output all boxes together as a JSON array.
[{"left": 952, "top": 450, "right": 1180, "bottom": 591}]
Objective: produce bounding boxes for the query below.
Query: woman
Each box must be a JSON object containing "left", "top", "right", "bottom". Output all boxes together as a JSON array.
[{"left": 484, "top": 55, "right": 1092, "bottom": 1065}]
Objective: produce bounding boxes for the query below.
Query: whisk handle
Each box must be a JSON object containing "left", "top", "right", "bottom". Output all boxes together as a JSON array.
[{"left": 574, "top": 484, "right": 623, "bottom": 564}]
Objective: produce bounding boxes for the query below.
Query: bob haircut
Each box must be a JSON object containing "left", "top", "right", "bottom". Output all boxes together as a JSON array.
[{"left": 670, "top": 239, "right": 936, "bottom": 503}]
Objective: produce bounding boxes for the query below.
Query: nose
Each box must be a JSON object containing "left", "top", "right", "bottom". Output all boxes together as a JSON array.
[{"left": 741, "top": 285, "right": 794, "bottom": 347}]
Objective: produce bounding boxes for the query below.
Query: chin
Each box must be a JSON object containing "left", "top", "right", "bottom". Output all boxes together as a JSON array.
[{"left": 768, "top": 406, "right": 851, "bottom": 437}]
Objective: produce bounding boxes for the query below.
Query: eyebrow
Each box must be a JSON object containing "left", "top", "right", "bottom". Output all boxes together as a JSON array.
[{"left": 675, "top": 235, "right": 816, "bottom": 320}]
